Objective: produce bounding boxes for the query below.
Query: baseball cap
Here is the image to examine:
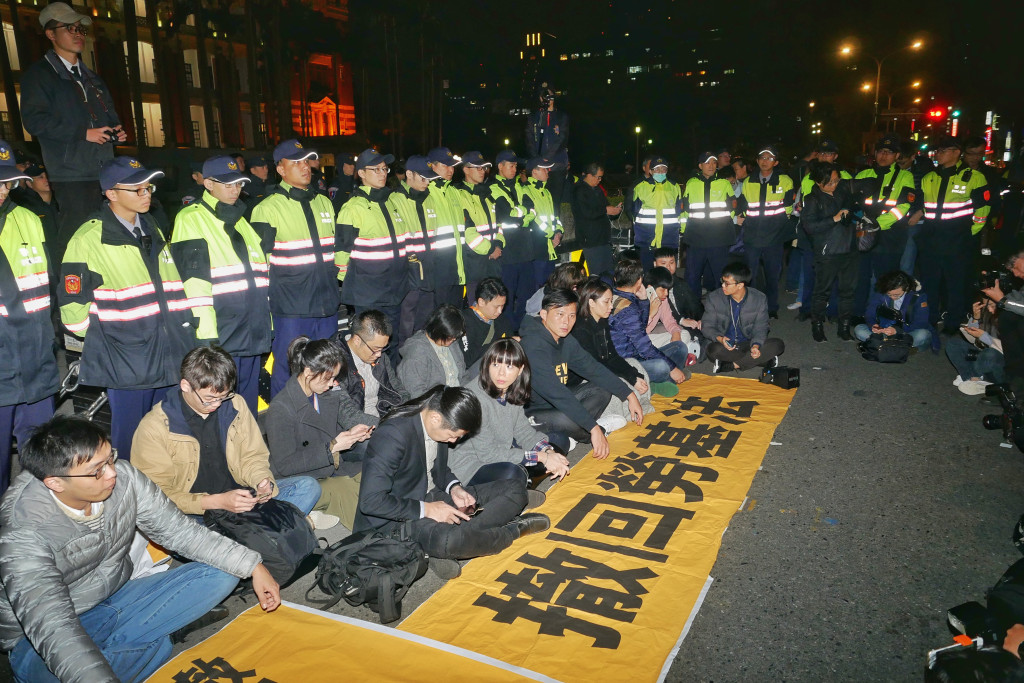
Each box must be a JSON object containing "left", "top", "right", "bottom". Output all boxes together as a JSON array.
[
  {"left": 99, "top": 157, "right": 164, "bottom": 192},
  {"left": 875, "top": 134, "right": 901, "bottom": 153},
  {"left": 24, "top": 163, "right": 46, "bottom": 178},
  {"left": 245, "top": 155, "right": 269, "bottom": 169},
  {"left": 202, "top": 155, "right": 249, "bottom": 184},
  {"left": 273, "top": 139, "right": 318, "bottom": 163},
  {"left": 757, "top": 145, "right": 780, "bottom": 159},
  {"left": 0, "top": 141, "right": 31, "bottom": 184},
  {"left": 934, "top": 135, "right": 962, "bottom": 151},
  {"left": 817, "top": 139, "right": 839, "bottom": 153},
  {"left": 404, "top": 155, "right": 438, "bottom": 179},
  {"left": 354, "top": 148, "right": 395, "bottom": 171},
  {"left": 715, "top": 147, "right": 731, "bottom": 156},
  {"left": 462, "top": 151, "right": 491, "bottom": 168},
  {"left": 39, "top": 2, "right": 92, "bottom": 28},
  {"left": 427, "top": 147, "right": 462, "bottom": 167},
  {"left": 697, "top": 151, "right": 717, "bottom": 165},
  {"left": 495, "top": 150, "right": 524, "bottom": 165},
  {"left": 525, "top": 157, "right": 554, "bottom": 171},
  {"left": 649, "top": 156, "right": 669, "bottom": 170}
]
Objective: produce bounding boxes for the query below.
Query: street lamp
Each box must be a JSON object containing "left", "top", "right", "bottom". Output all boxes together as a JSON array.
[
  {"left": 634, "top": 125, "right": 641, "bottom": 175},
  {"left": 840, "top": 39, "right": 924, "bottom": 128},
  {"left": 503, "top": 138, "right": 510, "bottom": 147}
]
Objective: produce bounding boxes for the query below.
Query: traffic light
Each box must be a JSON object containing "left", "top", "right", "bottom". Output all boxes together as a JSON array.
[
  {"left": 927, "top": 108, "right": 946, "bottom": 120},
  {"left": 951, "top": 109, "right": 961, "bottom": 118}
]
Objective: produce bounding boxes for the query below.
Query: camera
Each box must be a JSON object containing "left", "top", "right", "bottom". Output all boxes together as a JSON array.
[
  {"left": 981, "top": 384, "right": 1024, "bottom": 453},
  {"left": 976, "top": 269, "right": 1012, "bottom": 291},
  {"left": 759, "top": 365, "right": 799, "bottom": 389},
  {"left": 875, "top": 305, "right": 905, "bottom": 329}
]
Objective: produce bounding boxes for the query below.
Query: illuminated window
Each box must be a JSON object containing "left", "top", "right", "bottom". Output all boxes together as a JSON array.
[
  {"left": 560, "top": 54, "right": 568, "bottom": 61},
  {"left": 606, "top": 49, "right": 614, "bottom": 56},
  {"left": 571, "top": 53, "right": 579, "bottom": 59},
  {"left": 724, "top": 69, "right": 735, "bottom": 74},
  {"left": 607, "top": 78, "right": 612, "bottom": 84}
]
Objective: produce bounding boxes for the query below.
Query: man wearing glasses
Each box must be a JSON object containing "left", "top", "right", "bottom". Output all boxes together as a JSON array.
[
  {"left": 20, "top": 3, "right": 126, "bottom": 254},
  {"left": 332, "top": 310, "right": 409, "bottom": 429},
  {"left": 60, "top": 157, "right": 197, "bottom": 459},
  {"left": 701, "top": 262, "right": 786, "bottom": 373},
  {"left": 0, "top": 415, "right": 282, "bottom": 682},
  {"left": 170, "top": 156, "right": 272, "bottom": 413},
  {"left": 250, "top": 139, "right": 339, "bottom": 398}
]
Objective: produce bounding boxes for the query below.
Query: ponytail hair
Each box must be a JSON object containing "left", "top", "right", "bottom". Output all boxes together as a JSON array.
[
  {"left": 383, "top": 385, "right": 482, "bottom": 435},
  {"left": 287, "top": 335, "right": 345, "bottom": 378}
]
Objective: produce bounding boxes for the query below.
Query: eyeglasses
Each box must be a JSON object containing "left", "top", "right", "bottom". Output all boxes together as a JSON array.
[
  {"left": 55, "top": 23, "right": 88, "bottom": 36},
  {"left": 112, "top": 185, "right": 156, "bottom": 196},
  {"left": 721, "top": 279, "right": 738, "bottom": 288},
  {"left": 191, "top": 384, "right": 236, "bottom": 407},
  {"left": 363, "top": 166, "right": 390, "bottom": 175},
  {"left": 62, "top": 450, "right": 118, "bottom": 479},
  {"left": 357, "top": 335, "right": 388, "bottom": 355},
  {"left": 0, "top": 181, "right": 19, "bottom": 190},
  {"left": 757, "top": 154, "right": 776, "bottom": 161}
]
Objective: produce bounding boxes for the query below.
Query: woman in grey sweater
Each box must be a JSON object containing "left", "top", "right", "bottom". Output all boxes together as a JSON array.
[
  {"left": 448, "top": 339, "right": 570, "bottom": 485},
  {"left": 397, "top": 304, "right": 470, "bottom": 397}
]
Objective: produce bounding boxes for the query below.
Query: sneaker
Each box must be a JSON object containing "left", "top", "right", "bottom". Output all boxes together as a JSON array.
[
  {"left": 685, "top": 353, "right": 698, "bottom": 367},
  {"left": 308, "top": 511, "right": 340, "bottom": 530},
  {"left": 959, "top": 380, "right": 992, "bottom": 396},
  {"left": 953, "top": 375, "right": 964, "bottom": 387},
  {"left": 567, "top": 437, "right": 579, "bottom": 452},
  {"left": 650, "top": 381, "right": 679, "bottom": 397},
  {"left": 596, "top": 414, "right": 628, "bottom": 434},
  {"left": 428, "top": 557, "right": 462, "bottom": 580},
  {"left": 766, "top": 355, "right": 780, "bottom": 370},
  {"left": 786, "top": 301, "right": 802, "bottom": 310}
]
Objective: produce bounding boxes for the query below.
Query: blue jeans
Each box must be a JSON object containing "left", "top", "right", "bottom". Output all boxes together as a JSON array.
[
  {"left": 9, "top": 562, "right": 238, "bottom": 683},
  {"left": 276, "top": 475, "right": 321, "bottom": 515},
  {"left": 639, "top": 340, "right": 690, "bottom": 383},
  {"left": 945, "top": 335, "right": 1006, "bottom": 382},
  {"left": 853, "top": 324, "right": 932, "bottom": 349}
]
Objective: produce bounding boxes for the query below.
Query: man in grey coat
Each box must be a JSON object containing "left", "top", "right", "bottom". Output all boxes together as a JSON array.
[
  {"left": 0, "top": 416, "right": 280, "bottom": 683},
  {"left": 701, "top": 261, "right": 786, "bottom": 373}
]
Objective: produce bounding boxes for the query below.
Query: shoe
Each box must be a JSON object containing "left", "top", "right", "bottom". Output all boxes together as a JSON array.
[
  {"left": 711, "top": 360, "right": 734, "bottom": 374},
  {"left": 787, "top": 301, "right": 802, "bottom": 310},
  {"left": 650, "top": 381, "right": 679, "bottom": 396},
  {"left": 812, "top": 320, "right": 827, "bottom": 343},
  {"left": 596, "top": 414, "right": 628, "bottom": 434},
  {"left": 567, "top": 437, "right": 578, "bottom": 452},
  {"left": 509, "top": 513, "right": 551, "bottom": 538},
  {"left": 959, "top": 380, "right": 992, "bottom": 396},
  {"left": 428, "top": 557, "right": 462, "bottom": 580},
  {"left": 849, "top": 315, "right": 866, "bottom": 328},
  {"left": 308, "top": 511, "right": 340, "bottom": 530},
  {"left": 685, "top": 353, "right": 698, "bottom": 367},
  {"left": 837, "top": 318, "right": 852, "bottom": 341},
  {"left": 766, "top": 355, "right": 780, "bottom": 369},
  {"left": 953, "top": 375, "right": 964, "bottom": 387},
  {"left": 768, "top": 311, "right": 779, "bottom": 319},
  {"left": 525, "top": 489, "right": 546, "bottom": 511},
  {"left": 797, "top": 310, "right": 811, "bottom": 322},
  {"left": 171, "top": 605, "right": 230, "bottom": 644}
]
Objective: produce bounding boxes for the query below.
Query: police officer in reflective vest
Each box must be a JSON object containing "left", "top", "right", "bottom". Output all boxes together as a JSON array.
[
  {"left": 170, "top": 156, "right": 272, "bottom": 413},
  {"left": 452, "top": 151, "right": 504, "bottom": 305},
  {"left": 916, "top": 135, "right": 990, "bottom": 333},
  {"left": 425, "top": 147, "right": 469, "bottom": 307},
  {"left": 631, "top": 155, "right": 682, "bottom": 270},
  {"left": 682, "top": 152, "right": 738, "bottom": 298},
  {"left": 250, "top": 140, "right": 339, "bottom": 398},
  {"left": 490, "top": 150, "right": 532, "bottom": 330},
  {"left": 60, "top": 157, "right": 198, "bottom": 458},
  {"left": 0, "top": 142, "right": 58, "bottom": 496},
  {"left": 336, "top": 148, "right": 408, "bottom": 362},
  {"left": 736, "top": 145, "right": 795, "bottom": 318},
  {"left": 520, "top": 156, "right": 564, "bottom": 290}
]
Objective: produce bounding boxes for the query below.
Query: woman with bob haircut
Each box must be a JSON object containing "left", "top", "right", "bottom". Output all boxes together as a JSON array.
[{"left": 397, "top": 304, "right": 469, "bottom": 397}]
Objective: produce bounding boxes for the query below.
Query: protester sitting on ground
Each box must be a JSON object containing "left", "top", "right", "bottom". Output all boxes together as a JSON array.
[
  {"left": 653, "top": 247, "right": 705, "bottom": 325},
  {"left": 524, "top": 261, "right": 587, "bottom": 318},
  {"left": 398, "top": 304, "right": 470, "bottom": 397},
  {"left": 265, "top": 337, "right": 374, "bottom": 531},
  {"left": 946, "top": 298, "right": 1004, "bottom": 396},
  {"left": 133, "top": 346, "right": 325, "bottom": 527},
  {"left": 571, "top": 277, "right": 653, "bottom": 418},
  {"left": 645, "top": 266, "right": 702, "bottom": 358},
  {"left": 330, "top": 309, "right": 410, "bottom": 427},
  {"left": 353, "top": 385, "right": 549, "bottom": 580},
  {"left": 449, "top": 339, "right": 570, "bottom": 493},
  {"left": 608, "top": 259, "right": 691, "bottom": 393},
  {"left": 980, "top": 250, "right": 1024, "bottom": 396},
  {"left": 462, "top": 277, "right": 514, "bottom": 371},
  {"left": 0, "top": 415, "right": 280, "bottom": 683},
  {"left": 702, "top": 261, "right": 786, "bottom": 373},
  {"left": 852, "top": 270, "right": 933, "bottom": 351},
  {"left": 520, "top": 288, "right": 643, "bottom": 459}
]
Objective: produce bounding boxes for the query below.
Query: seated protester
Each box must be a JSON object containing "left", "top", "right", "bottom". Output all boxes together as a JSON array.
[
  {"left": 608, "top": 258, "right": 691, "bottom": 389},
  {"left": 520, "top": 288, "right": 643, "bottom": 459},
  {"left": 265, "top": 337, "right": 374, "bottom": 530},
  {"left": 946, "top": 298, "right": 1005, "bottom": 395},
  {"left": 0, "top": 416, "right": 280, "bottom": 683},
  {"left": 449, "top": 339, "right": 570, "bottom": 487},
  {"left": 331, "top": 309, "right": 410, "bottom": 426},
  {"left": 981, "top": 250, "right": 1024, "bottom": 397},
  {"left": 524, "top": 261, "right": 587, "bottom": 319},
  {"left": 354, "top": 385, "right": 550, "bottom": 579},
  {"left": 572, "top": 277, "right": 654, "bottom": 416},
  {"left": 133, "top": 346, "right": 324, "bottom": 526},
  {"left": 398, "top": 304, "right": 470, "bottom": 397},
  {"left": 852, "top": 270, "right": 933, "bottom": 351},
  {"left": 702, "top": 261, "right": 786, "bottom": 373},
  {"left": 462, "top": 277, "right": 513, "bottom": 371},
  {"left": 645, "top": 266, "right": 702, "bottom": 360},
  {"left": 653, "top": 246, "right": 705, "bottom": 325}
]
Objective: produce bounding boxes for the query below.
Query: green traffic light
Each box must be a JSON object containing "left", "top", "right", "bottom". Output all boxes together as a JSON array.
[
  {"left": 952, "top": 110, "right": 961, "bottom": 117},
  {"left": 920, "top": 144, "right": 928, "bottom": 150}
]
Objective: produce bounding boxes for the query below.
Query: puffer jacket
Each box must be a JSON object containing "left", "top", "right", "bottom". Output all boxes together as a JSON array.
[
  {"left": 0, "top": 462, "right": 260, "bottom": 682},
  {"left": 608, "top": 288, "right": 678, "bottom": 369},
  {"left": 802, "top": 177, "right": 881, "bottom": 256}
]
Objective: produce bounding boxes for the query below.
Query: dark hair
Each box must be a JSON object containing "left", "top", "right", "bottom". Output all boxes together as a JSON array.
[
  {"left": 43, "top": 19, "right": 62, "bottom": 32},
  {"left": 287, "top": 336, "right": 345, "bottom": 379},
  {"left": 722, "top": 261, "right": 751, "bottom": 285},
  {"left": 181, "top": 346, "right": 236, "bottom": 392},
  {"left": 731, "top": 157, "right": 748, "bottom": 171},
  {"left": 475, "top": 277, "right": 508, "bottom": 303},
  {"left": 964, "top": 136, "right": 987, "bottom": 151},
  {"left": 899, "top": 140, "right": 917, "bottom": 158},
  {"left": 351, "top": 309, "right": 392, "bottom": 339},
  {"left": 546, "top": 262, "right": 587, "bottom": 292},
  {"left": 478, "top": 339, "right": 532, "bottom": 405},
  {"left": 645, "top": 266, "right": 673, "bottom": 290},
  {"left": 618, "top": 248, "right": 640, "bottom": 262},
  {"left": 875, "top": 270, "right": 917, "bottom": 294},
  {"left": 576, "top": 277, "right": 612, "bottom": 317},
  {"left": 717, "top": 164, "right": 736, "bottom": 181},
  {"left": 541, "top": 287, "right": 579, "bottom": 310},
  {"left": 652, "top": 247, "right": 677, "bottom": 263},
  {"left": 613, "top": 258, "right": 644, "bottom": 288},
  {"left": 581, "top": 162, "right": 603, "bottom": 178},
  {"left": 20, "top": 416, "right": 110, "bottom": 480},
  {"left": 925, "top": 645, "right": 1024, "bottom": 683},
  {"left": 809, "top": 160, "right": 838, "bottom": 186},
  {"left": 384, "top": 385, "right": 482, "bottom": 435},
  {"left": 424, "top": 304, "right": 465, "bottom": 342}
]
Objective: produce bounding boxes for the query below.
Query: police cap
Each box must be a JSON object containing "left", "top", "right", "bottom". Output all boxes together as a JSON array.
[
  {"left": 462, "top": 151, "right": 491, "bottom": 168},
  {"left": 405, "top": 155, "right": 438, "bottom": 180},
  {"left": 354, "top": 148, "right": 395, "bottom": 171},
  {"left": 273, "top": 139, "right": 318, "bottom": 163},
  {"left": 202, "top": 155, "right": 249, "bottom": 184},
  {"left": 100, "top": 156, "right": 164, "bottom": 192},
  {"left": 525, "top": 157, "right": 555, "bottom": 172},
  {"left": 875, "top": 134, "right": 901, "bottom": 153},
  {"left": 0, "top": 141, "right": 30, "bottom": 184},
  {"left": 427, "top": 147, "right": 462, "bottom": 167},
  {"left": 495, "top": 151, "right": 524, "bottom": 166}
]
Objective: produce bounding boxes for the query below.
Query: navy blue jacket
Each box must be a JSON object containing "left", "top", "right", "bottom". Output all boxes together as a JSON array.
[
  {"left": 608, "top": 289, "right": 677, "bottom": 369},
  {"left": 864, "top": 290, "right": 931, "bottom": 333}
]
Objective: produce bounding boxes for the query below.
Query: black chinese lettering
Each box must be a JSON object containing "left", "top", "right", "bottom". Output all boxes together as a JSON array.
[
  {"left": 474, "top": 593, "right": 621, "bottom": 648},
  {"left": 662, "top": 395, "right": 759, "bottom": 425},
  {"left": 171, "top": 657, "right": 274, "bottom": 683},
  {"left": 634, "top": 421, "right": 741, "bottom": 459},
  {"left": 596, "top": 451, "right": 719, "bottom": 500}
]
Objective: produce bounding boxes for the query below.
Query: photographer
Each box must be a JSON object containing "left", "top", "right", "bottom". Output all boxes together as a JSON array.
[
  {"left": 945, "top": 298, "right": 1004, "bottom": 396},
  {"left": 852, "top": 270, "right": 933, "bottom": 352},
  {"left": 981, "top": 251, "right": 1024, "bottom": 394}
]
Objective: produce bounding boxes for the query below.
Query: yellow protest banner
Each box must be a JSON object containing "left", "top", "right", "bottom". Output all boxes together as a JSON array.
[
  {"left": 147, "top": 602, "right": 557, "bottom": 682},
  {"left": 399, "top": 375, "right": 795, "bottom": 682}
]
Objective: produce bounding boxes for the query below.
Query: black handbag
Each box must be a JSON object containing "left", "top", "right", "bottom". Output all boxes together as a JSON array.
[
  {"left": 859, "top": 332, "right": 912, "bottom": 363},
  {"left": 204, "top": 496, "right": 318, "bottom": 584}
]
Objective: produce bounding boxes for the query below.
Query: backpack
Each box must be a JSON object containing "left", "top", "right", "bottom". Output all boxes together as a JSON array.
[
  {"left": 305, "top": 528, "right": 428, "bottom": 624},
  {"left": 859, "top": 332, "right": 913, "bottom": 363}
]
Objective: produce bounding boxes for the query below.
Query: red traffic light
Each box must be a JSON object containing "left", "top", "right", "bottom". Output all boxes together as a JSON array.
[{"left": 927, "top": 108, "right": 946, "bottom": 120}]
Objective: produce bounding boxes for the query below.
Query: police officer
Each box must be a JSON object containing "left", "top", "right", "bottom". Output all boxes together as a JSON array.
[
  {"left": 11, "top": 164, "right": 59, "bottom": 257},
  {"left": 170, "top": 156, "right": 272, "bottom": 412},
  {"left": 60, "top": 157, "right": 197, "bottom": 458},
  {"left": 425, "top": 147, "right": 468, "bottom": 307},
  {"left": 736, "top": 145, "right": 795, "bottom": 319},
  {"left": 452, "top": 151, "right": 504, "bottom": 304},
  {"left": 336, "top": 148, "right": 409, "bottom": 362},
  {"left": 490, "top": 151, "right": 532, "bottom": 330},
  {"left": 630, "top": 155, "right": 682, "bottom": 270},
  {"left": 242, "top": 155, "right": 272, "bottom": 215},
  {"left": 328, "top": 153, "right": 357, "bottom": 214},
  {"left": 520, "top": 157, "right": 564, "bottom": 290},
  {"left": 250, "top": 139, "right": 339, "bottom": 398},
  {"left": 0, "top": 143, "right": 58, "bottom": 496},
  {"left": 916, "top": 136, "right": 990, "bottom": 333},
  {"left": 179, "top": 162, "right": 206, "bottom": 209},
  {"left": 681, "top": 152, "right": 738, "bottom": 298}
]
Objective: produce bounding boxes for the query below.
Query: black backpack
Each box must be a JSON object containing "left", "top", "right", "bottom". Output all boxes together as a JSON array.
[
  {"left": 859, "top": 333, "right": 913, "bottom": 363},
  {"left": 305, "top": 528, "right": 428, "bottom": 624}
]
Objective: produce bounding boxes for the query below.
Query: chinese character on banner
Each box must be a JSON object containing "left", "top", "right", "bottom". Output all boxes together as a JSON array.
[
  {"left": 596, "top": 451, "right": 719, "bottom": 500},
  {"left": 171, "top": 657, "right": 277, "bottom": 683},
  {"left": 662, "top": 395, "right": 759, "bottom": 424},
  {"left": 634, "top": 421, "right": 741, "bottom": 458}
]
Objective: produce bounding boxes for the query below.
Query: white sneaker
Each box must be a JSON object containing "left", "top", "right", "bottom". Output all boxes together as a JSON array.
[
  {"left": 567, "top": 437, "right": 579, "bottom": 452},
  {"left": 308, "top": 511, "right": 340, "bottom": 530},
  {"left": 953, "top": 375, "right": 964, "bottom": 387},
  {"left": 596, "top": 414, "right": 628, "bottom": 434},
  {"left": 958, "top": 380, "right": 992, "bottom": 396},
  {"left": 786, "top": 301, "right": 802, "bottom": 310}
]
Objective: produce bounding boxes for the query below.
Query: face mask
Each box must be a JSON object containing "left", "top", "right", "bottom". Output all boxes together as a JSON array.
[{"left": 653, "top": 173, "right": 667, "bottom": 183}]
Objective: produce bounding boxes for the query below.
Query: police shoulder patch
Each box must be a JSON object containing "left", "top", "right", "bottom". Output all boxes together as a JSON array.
[{"left": 64, "top": 274, "right": 82, "bottom": 295}]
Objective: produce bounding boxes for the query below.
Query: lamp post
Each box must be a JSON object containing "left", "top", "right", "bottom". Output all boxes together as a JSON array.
[
  {"left": 840, "top": 40, "right": 923, "bottom": 129},
  {"left": 635, "top": 125, "right": 641, "bottom": 175}
]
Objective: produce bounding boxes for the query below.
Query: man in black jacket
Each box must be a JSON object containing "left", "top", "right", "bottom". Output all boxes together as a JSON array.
[
  {"left": 572, "top": 163, "right": 622, "bottom": 277},
  {"left": 331, "top": 310, "right": 409, "bottom": 426}
]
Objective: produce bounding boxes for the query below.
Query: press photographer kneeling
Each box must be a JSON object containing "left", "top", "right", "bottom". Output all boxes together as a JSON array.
[
  {"left": 853, "top": 270, "right": 932, "bottom": 361},
  {"left": 980, "top": 250, "right": 1024, "bottom": 396}
]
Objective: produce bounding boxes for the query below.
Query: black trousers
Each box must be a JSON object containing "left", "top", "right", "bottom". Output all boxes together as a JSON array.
[
  {"left": 53, "top": 180, "right": 105, "bottom": 249},
  {"left": 812, "top": 252, "right": 859, "bottom": 321},
  {"left": 406, "top": 479, "right": 527, "bottom": 560},
  {"left": 707, "top": 338, "right": 786, "bottom": 371},
  {"left": 526, "top": 383, "right": 612, "bottom": 442},
  {"left": 854, "top": 249, "right": 904, "bottom": 319},
  {"left": 917, "top": 248, "right": 970, "bottom": 332}
]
